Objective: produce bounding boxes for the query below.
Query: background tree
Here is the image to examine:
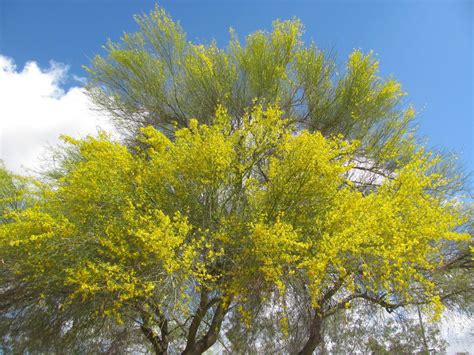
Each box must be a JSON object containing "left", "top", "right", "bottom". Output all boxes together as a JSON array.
[
  {"left": 0, "top": 162, "right": 32, "bottom": 222},
  {"left": 1, "top": 5, "right": 472, "bottom": 354}
]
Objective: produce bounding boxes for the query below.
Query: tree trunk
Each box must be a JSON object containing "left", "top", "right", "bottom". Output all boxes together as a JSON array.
[
  {"left": 297, "top": 314, "right": 323, "bottom": 355},
  {"left": 141, "top": 325, "right": 168, "bottom": 355},
  {"left": 182, "top": 300, "right": 229, "bottom": 355}
]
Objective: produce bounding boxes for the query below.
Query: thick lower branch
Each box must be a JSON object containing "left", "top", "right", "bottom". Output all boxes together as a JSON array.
[
  {"left": 139, "top": 304, "right": 169, "bottom": 355},
  {"left": 297, "top": 288, "right": 401, "bottom": 355},
  {"left": 297, "top": 312, "right": 323, "bottom": 355},
  {"left": 140, "top": 324, "right": 168, "bottom": 355},
  {"left": 182, "top": 296, "right": 231, "bottom": 355},
  {"left": 184, "top": 288, "right": 209, "bottom": 350}
]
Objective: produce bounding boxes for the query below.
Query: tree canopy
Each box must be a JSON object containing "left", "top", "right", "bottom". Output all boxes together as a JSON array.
[
  {"left": 1, "top": 5, "right": 472, "bottom": 354},
  {"left": 86, "top": 7, "right": 415, "bottom": 168}
]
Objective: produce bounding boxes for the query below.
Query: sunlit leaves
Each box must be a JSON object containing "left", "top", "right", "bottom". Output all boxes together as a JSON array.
[
  {"left": 1, "top": 105, "right": 469, "bottom": 336},
  {"left": 85, "top": 5, "right": 415, "bottom": 171}
]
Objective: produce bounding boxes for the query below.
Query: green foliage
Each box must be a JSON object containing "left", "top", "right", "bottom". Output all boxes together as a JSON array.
[
  {"left": 86, "top": 6, "right": 415, "bottom": 169},
  {"left": 0, "top": 163, "right": 33, "bottom": 222},
  {"left": 1, "top": 106, "right": 471, "bottom": 353},
  {"left": 324, "top": 302, "right": 448, "bottom": 354}
]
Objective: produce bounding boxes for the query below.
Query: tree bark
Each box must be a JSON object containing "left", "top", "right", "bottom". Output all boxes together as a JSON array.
[
  {"left": 182, "top": 299, "right": 230, "bottom": 355},
  {"left": 183, "top": 289, "right": 209, "bottom": 352},
  {"left": 141, "top": 324, "right": 168, "bottom": 355},
  {"left": 140, "top": 305, "right": 169, "bottom": 355},
  {"left": 297, "top": 313, "right": 323, "bottom": 355}
]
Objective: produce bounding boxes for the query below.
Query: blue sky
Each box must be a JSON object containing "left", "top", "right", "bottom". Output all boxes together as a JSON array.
[{"left": 0, "top": 0, "right": 472, "bottom": 171}]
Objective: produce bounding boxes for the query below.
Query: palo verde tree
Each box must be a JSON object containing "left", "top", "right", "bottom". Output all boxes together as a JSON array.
[{"left": 1, "top": 6, "right": 472, "bottom": 355}]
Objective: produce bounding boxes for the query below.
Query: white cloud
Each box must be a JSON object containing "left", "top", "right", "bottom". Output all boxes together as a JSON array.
[
  {"left": 0, "top": 55, "right": 113, "bottom": 174},
  {"left": 443, "top": 311, "right": 474, "bottom": 353}
]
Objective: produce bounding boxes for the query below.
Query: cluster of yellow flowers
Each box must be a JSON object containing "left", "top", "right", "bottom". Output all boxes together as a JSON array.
[{"left": 0, "top": 104, "right": 469, "bottom": 326}]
